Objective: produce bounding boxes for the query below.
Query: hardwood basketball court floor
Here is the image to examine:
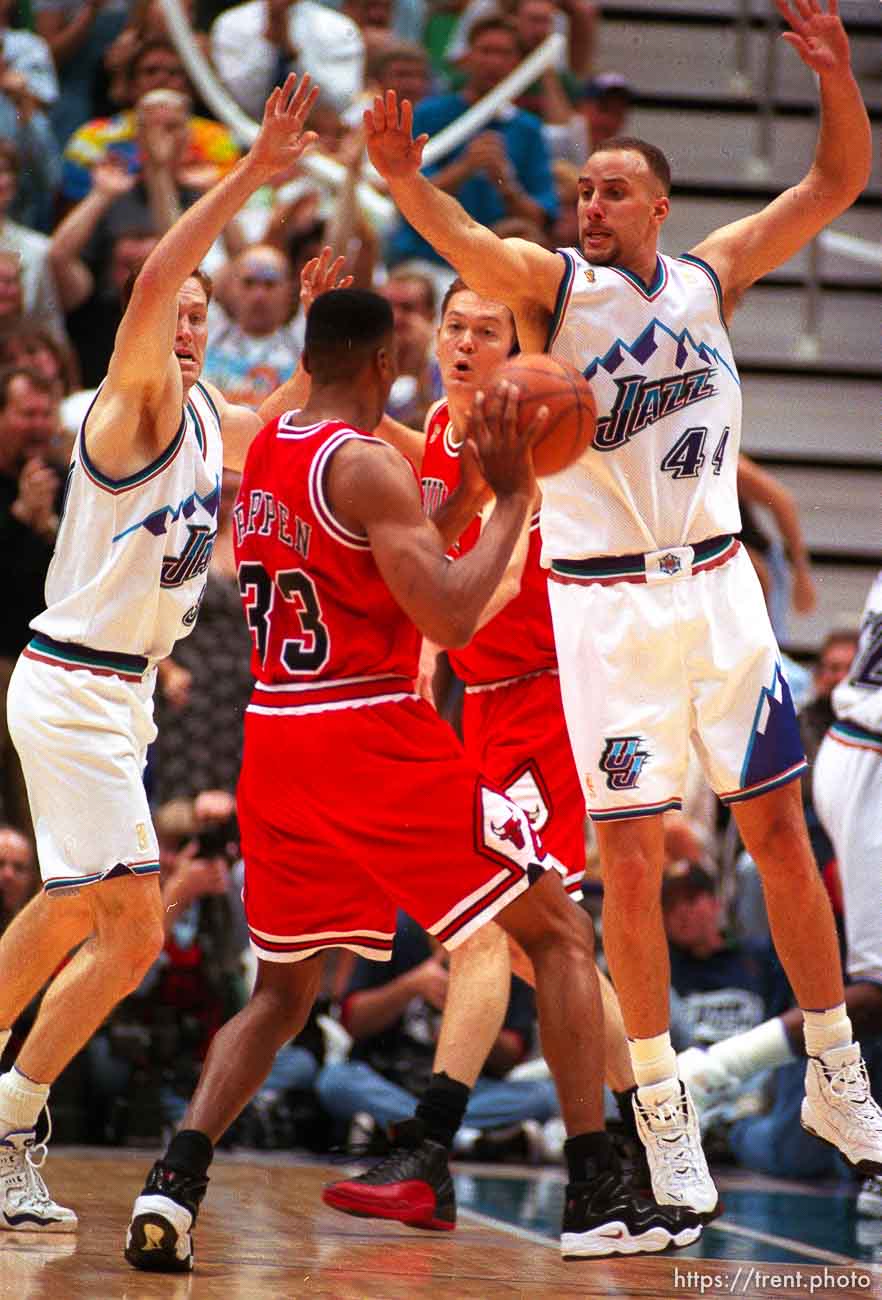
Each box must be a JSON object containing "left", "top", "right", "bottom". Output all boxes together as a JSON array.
[{"left": 2, "top": 1150, "right": 880, "bottom": 1298}]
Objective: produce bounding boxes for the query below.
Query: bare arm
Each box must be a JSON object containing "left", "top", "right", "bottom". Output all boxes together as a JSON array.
[
  {"left": 692, "top": 1, "right": 871, "bottom": 318},
  {"left": 330, "top": 388, "right": 537, "bottom": 647},
  {"left": 49, "top": 160, "right": 136, "bottom": 311},
  {"left": 35, "top": 3, "right": 103, "bottom": 68},
  {"left": 738, "top": 452, "right": 816, "bottom": 613},
  {"left": 89, "top": 76, "right": 318, "bottom": 475},
  {"left": 364, "top": 92, "right": 561, "bottom": 316},
  {"left": 343, "top": 958, "right": 448, "bottom": 1039},
  {"left": 558, "top": 0, "right": 597, "bottom": 77}
]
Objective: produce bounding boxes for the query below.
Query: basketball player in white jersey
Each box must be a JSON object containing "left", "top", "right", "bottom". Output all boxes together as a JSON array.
[
  {"left": 0, "top": 74, "right": 320, "bottom": 1231},
  {"left": 364, "top": 0, "right": 882, "bottom": 1215}
]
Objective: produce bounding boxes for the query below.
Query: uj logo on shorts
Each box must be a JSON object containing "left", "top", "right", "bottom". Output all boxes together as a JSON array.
[{"left": 600, "top": 736, "right": 650, "bottom": 790}]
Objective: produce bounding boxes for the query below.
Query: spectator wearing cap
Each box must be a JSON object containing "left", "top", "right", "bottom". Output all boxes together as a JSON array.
[
  {"left": 60, "top": 37, "right": 241, "bottom": 207},
  {"left": 202, "top": 244, "right": 303, "bottom": 411},
  {"left": 543, "top": 69, "right": 634, "bottom": 166},
  {"left": 387, "top": 16, "right": 557, "bottom": 269}
]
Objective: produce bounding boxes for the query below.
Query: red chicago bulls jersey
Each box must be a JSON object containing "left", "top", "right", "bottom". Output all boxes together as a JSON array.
[
  {"left": 233, "top": 414, "right": 420, "bottom": 702},
  {"left": 420, "top": 399, "right": 556, "bottom": 686}
]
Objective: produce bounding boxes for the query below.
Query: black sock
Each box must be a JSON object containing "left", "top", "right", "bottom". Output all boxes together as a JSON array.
[
  {"left": 414, "top": 1072, "right": 471, "bottom": 1148},
  {"left": 614, "top": 1087, "right": 640, "bottom": 1144},
  {"left": 564, "top": 1130, "right": 614, "bottom": 1184},
  {"left": 164, "top": 1129, "right": 214, "bottom": 1180}
]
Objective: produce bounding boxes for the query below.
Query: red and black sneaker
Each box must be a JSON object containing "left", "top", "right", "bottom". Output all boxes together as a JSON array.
[{"left": 322, "top": 1118, "right": 455, "bottom": 1231}]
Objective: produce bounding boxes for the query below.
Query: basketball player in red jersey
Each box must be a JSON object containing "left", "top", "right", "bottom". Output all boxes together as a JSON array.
[
  {"left": 324, "top": 277, "right": 645, "bottom": 1228},
  {"left": 125, "top": 288, "right": 701, "bottom": 1271}
]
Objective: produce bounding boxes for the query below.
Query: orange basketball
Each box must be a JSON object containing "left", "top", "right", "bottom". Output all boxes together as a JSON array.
[{"left": 488, "top": 353, "right": 596, "bottom": 477}]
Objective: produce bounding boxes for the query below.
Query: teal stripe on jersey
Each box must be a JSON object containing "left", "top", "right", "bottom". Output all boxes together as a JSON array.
[
  {"left": 80, "top": 409, "right": 188, "bottom": 493},
  {"left": 28, "top": 634, "right": 148, "bottom": 677},
  {"left": 195, "top": 380, "right": 221, "bottom": 429}
]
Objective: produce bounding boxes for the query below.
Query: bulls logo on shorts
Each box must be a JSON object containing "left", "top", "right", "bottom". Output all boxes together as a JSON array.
[
  {"left": 479, "top": 785, "right": 541, "bottom": 867},
  {"left": 600, "top": 736, "right": 650, "bottom": 791}
]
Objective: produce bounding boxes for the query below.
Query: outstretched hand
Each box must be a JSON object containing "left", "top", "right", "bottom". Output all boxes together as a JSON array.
[
  {"left": 248, "top": 73, "right": 320, "bottom": 184},
  {"left": 775, "top": 0, "right": 850, "bottom": 75},
  {"left": 363, "top": 90, "right": 429, "bottom": 180},
  {"left": 299, "top": 245, "right": 354, "bottom": 317}
]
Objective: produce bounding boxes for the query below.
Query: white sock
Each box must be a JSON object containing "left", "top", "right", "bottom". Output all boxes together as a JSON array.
[
  {"left": 0, "top": 1067, "right": 50, "bottom": 1135},
  {"left": 802, "top": 1003, "right": 852, "bottom": 1059},
  {"left": 707, "top": 1017, "right": 794, "bottom": 1082},
  {"left": 629, "top": 1031, "right": 678, "bottom": 1089}
]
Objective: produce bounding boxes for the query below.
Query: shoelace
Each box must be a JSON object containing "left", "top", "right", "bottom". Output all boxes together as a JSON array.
[
  {"left": 5, "top": 1109, "right": 56, "bottom": 1211},
  {"left": 638, "top": 1096, "right": 705, "bottom": 1184},
  {"left": 824, "top": 1057, "right": 882, "bottom": 1134}
]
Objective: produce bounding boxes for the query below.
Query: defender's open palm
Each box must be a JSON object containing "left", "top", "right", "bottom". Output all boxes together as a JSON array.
[
  {"left": 775, "top": 0, "right": 849, "bottom": 74},
  {"left": 249, "top": 73, "right": 320, "bottom": 185},
  {"left": 467, "top": 383, "right": 545, "bottom": 501},
  {"left": 364, "top": 90, "right": 429, "bottom": 180}
]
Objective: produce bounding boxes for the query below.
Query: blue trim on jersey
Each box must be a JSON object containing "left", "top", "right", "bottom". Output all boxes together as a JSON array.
[
  {"left": 829, "top": 719, "right": 882, "bottom": 752},
  {"left": 43, "top": 861, "right": 161, "bottom": 893},
  {"left": 195, "top": 380, "right": 221, "bottom": 429},
  {"left": 583, "top": 316, "right": 741, "bottom": 389},
  {"left": 590, "top": 798, "right": 682, "bottom": 822},
  {"left": 739, "top": 662, "right": 805, "bottom": 789},
  {"left": 545, "top": 250, "right": 576, "bottom": 352},
  {"left": 678, "top": 253, "right": 727, "bottom": 331},
  {"left": 80, "top": 408, "right": 188, "bottom": 493},
  {"left": 721, "top": 760, "right": 807, "bottom": 806},
  {"left": 610, "top": 255, "right": 667, "bottom": 301}
]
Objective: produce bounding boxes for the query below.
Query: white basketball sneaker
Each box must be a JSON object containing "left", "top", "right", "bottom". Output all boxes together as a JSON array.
[
  {"left": 801, "top": 1043, "right": 882, "bottom": 1174},
  {"left": 857, "top": 1175, "right": 882, "bottom": 1219},
  {"left": 676, "top": 1046, "right": 741, "bottom": 1132},
  {"left": 633, "top": 1077, "right": 719, "bottom": 1220},
  {"left": 0, "top": 1115, "right": 77, "bottom": 1232}
]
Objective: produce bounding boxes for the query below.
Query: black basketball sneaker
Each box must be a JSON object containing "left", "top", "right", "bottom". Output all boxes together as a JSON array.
[
  {"left": 322, "top": 1117, "right": 455, "bottom": 1230},
  {"left": 561, "top": 1166, "right": 703, "bottom": 1258},
  {"left": 124, "top": 1160, "right": 208, "bottom": 1272}
]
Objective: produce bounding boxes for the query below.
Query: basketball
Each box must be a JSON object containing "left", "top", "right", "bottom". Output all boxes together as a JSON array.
[{"left": 488, "top": 354, "right": 596, "bottom": 477}]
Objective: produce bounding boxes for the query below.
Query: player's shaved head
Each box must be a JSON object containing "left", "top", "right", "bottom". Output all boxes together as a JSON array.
[
  {"left": 586, "top": 136, "right": 671, "bottom": 196},
  {"left": 304, "top": 288, "right": 395, "bottom": 383}
]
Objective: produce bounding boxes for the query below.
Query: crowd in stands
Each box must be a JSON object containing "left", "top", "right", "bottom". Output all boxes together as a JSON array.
[{"left": 0, "top": 0, "right": 877, "bottom": 1218}]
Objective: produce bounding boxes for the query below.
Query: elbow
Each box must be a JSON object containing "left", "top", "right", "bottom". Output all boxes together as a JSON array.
[{"left": 424, "top": 611, "right": 476, "bottom": 650}]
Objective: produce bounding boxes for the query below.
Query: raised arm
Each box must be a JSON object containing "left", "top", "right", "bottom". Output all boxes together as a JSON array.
[
  {"left": 364, "top": 91, "right": 561, "bottom": 319},
  {"left": 692, "top": 0, "right": 871, "bottom": 319},
  {"left": 89, "top": 76, "right": 318, "bottom": 473}
]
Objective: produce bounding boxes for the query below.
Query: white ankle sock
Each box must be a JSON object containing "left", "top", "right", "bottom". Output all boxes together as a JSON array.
[
  {"left": 0, "top": 1067, "right": 50, "bottom": 1135},
  {"left": 707, "top": 1017, "right": 794, "bottom": 1082},
  {"left": 629, "top": 1031, "right": 678, "bottom": 1088},
  {"left": 802, "top": 1004, "right": 852, "bottom": 1059}
]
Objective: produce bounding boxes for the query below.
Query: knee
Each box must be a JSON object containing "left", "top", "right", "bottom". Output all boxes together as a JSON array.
[
  {"left": 522, "top": 898, "right": 595, "bottom": 969},
  {"left": 252, "top": 963, "right": 321, "bottom": 1039},
  {"left": 604, "top": 851, "right": 660, "bottom": 912}
]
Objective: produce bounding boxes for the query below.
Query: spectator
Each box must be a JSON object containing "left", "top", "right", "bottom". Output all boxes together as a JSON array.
[
  {"left": 33, "top": 0, "right": 129, "bottom": 148},
  {"left": 379, "top": 266, "right": 443, "bottom": 425},
  {"left": 545, "top": 70, "right": 634, "bottom": 168},
  {"left": 0, "top": 323, "right": 77, "bottom": 406},
  {"left": 388, "top": 16, "right": 557, "bottom": 268},
  {"left": 447, "top": 0, "right": 596, "bottom": 81},
  {"left": 102, "top": 0, "right": 211, "bottom": 114},
  {"left": 344, "top": 0, "right": 396, "bottom": 63},
  {"left": 0, "top": 0, "right": 60, "bottom": 232},
  {"left": 202, "top": 245, "right": 302, "bottom": 411},
  {"left": 0, "top": 366, "right": 60, "bottom": 834},
  {"left": 0, "top": 824, "right": 37, "bottom": 929},
  {"left": 367, "top": 39, "right": 432, "bottom": 106},
  {"left": 61, "top": 37, "right": 241, "bottom": 207},
  {"left": 0, "top": 140, "right": 66, "bottom": 341},
  {"left": 316, "top": 912, "right": 558, "bottom": 1154},
  {"left": 211, "top": 0, "right": 365, "bottom": 119}
]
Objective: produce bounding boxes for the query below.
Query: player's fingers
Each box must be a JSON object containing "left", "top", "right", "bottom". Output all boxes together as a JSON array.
[
  {"left": 523, "top": 404, "right": 549, "bottom": 448},
  {"left": 401, "top": 98, "right": 414, "bottom": 138},
  {"left": 774, "top": 0, "right": 803, "bottom": 30},
  {"left": 385, "top": 88, "right": 398, "bottom": 126}
]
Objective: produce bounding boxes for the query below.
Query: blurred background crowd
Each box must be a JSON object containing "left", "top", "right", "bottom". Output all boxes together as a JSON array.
[{"left": 0, "top": 0, "right": 879, "bottom": 1201}]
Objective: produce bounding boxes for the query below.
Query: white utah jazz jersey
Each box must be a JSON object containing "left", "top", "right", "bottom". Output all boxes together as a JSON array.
[
  {"left": 32, "top": 381, "right": 223, "bottom": 662},
  {"left": 541, "top": 249, "right": 742, "bottom": 561},
  {"left": 832, "top": 570, "right": 882, "bottom": 731}
]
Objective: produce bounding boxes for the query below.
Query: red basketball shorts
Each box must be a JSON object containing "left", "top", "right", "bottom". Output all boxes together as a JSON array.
[
  {"left": 238, "top": 695, "right": 556, "bottom": 962},
  {"left": 462, "top": 669, "right": 585, "bottom": 897}
]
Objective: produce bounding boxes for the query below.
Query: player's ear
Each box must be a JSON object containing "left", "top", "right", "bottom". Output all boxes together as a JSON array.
[{"left": 652, "top": 194, "right": 670, "bottom": 226}]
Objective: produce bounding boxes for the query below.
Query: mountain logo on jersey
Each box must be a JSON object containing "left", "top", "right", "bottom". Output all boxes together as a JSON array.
[
  {"left": 113, "top": 480, "right": 220, "bottom": 541},
  {"left": 593, "top": 366, "right": 717, "bottom": 451},
  {"left": 600, "top": 736, "right": 650, "bottom": 790},
  {"left": 161, "top": 523, "right": 215, "bottom": 588},
  {"left": 740, "top": 662, "right": 804, "bottom": 789}
]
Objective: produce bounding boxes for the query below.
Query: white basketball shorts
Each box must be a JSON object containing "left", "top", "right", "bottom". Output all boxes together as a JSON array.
[
  {"left": 547, "top": 541, "right": 806, "bottom": 821},
  {"left": 813, "top": 723, "right": 882, "bottom": 985},
  {"left": 7, "top": 650, "right": 161, "bottom": 893}
]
